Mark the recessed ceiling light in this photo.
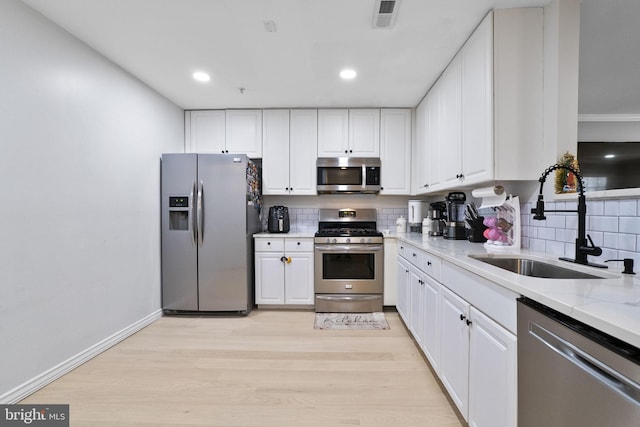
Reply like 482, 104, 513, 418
340, 69, 357, 80
604, 154, 615, 159
192, 71, 210, 82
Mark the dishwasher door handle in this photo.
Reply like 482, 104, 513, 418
529, 322, 640, 405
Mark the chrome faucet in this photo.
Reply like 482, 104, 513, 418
531, 163, 607, 268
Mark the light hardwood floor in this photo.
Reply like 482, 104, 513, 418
22, 310, 464, 426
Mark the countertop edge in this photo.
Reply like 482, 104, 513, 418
387, 233, 640, 348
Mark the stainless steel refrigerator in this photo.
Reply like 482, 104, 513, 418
161, 153, 261, 314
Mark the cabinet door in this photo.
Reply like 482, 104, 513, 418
439, 286, 470, 421
413, 99, 429, 194
380, 109, 411, 194
468, 306, 517, 427
225, 110, 262, 157
349, 109, 380, 157
426, 85, 443, 191
421, 275, 440, 373
262, 109, 291, 195
284, 252, 314, 304
439, 54, 463, 188
409, 266, 424, 345
396, 256, 411, 322
186, 110, 226, 153
317, 109, 349, 156
289, 109, 318, 195
255, 252, 285, 304
461, 12, 493, 185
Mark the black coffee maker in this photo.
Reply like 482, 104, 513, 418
444, 192, 467, 240
268, 206, 290, 233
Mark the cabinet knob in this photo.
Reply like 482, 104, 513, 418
267, 242, 271, 245
427, 261, 432, 266
349, 149, 353, 153
297, 242, 301, 245
459, 314, 466, 321
345, 150, 348, 154
466, 319, 473, 326
423, 184, 429, 188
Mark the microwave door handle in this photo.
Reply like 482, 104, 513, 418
362, 164, 366, 189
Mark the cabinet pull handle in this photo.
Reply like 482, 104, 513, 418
466, 319, 473, 326
427, 261, 432, 266
459, 314, 466, 321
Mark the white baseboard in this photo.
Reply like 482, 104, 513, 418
1, 309, 163, 404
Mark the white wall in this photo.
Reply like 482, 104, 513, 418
0, 0, 184, 401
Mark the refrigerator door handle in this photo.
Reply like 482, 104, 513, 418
197, 180, 204, 247
190, 181, 197, 247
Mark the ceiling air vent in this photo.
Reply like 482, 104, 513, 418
373, 0, 400, 29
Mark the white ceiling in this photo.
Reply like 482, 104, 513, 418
21, 0, 550, 109
19, 0, 640, 113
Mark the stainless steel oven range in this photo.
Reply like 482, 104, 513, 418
314, 208, 384, 313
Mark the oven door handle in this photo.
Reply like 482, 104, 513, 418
314, 244, 383, 252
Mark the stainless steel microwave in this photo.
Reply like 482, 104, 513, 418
316, 157, 381, 194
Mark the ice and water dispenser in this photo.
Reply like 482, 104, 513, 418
168, 196, 190, 230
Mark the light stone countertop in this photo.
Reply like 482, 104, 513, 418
388, 232, 640, 348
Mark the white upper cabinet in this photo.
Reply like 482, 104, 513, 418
185, 110, 226, 153
317, 109, 349, 156
461, 11, 494, 185
288, 109, 318, 195
348, 109, 380, 157
318, 109, 380, 157
185, 109, 262, 157
413, 8, 543, 193
380, 109, 411, 194
262, 109, 291, 195
439, 54, 463, 188
262, 109, 317, 195
225, 109, 262, 157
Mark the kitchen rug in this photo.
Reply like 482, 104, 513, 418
314, 312, 390, 330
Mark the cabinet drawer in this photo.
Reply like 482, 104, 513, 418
284, 238, 314, 252
422, 252, 442, 282
255, 238, 285, 252
398, 242, 411, 259
407, 247, 424, 269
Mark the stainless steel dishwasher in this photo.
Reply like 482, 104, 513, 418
517, 298, 640, 427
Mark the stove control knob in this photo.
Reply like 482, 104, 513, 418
360, 238, 365, 243
332, 238, 337, 244
346, 238, 351, 244
326, 238, 330, 243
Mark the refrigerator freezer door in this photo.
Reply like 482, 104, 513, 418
197, 154, 250, 312
161, 153, 199, 311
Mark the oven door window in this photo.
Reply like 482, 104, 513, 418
322, 253, 375, 280
317, 167, 362, 186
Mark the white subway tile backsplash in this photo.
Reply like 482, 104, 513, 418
545, 215, 566, 229
587, 200, 604, 215
619, 216, 640, 234
546, 241, 565, 257
618, 234, 637, 252
538, 227, 556, 240
521, 196, 639, 259
604, 200, 619, 216
603, 232, 618, 249
619, 200, 637, 216
530, 238, 546, 252
589, 216, 618, 233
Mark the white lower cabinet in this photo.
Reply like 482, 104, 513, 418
439, 286, 471, 419
397, 242, 517, 426
255, 237, 314, 305
468, 306, 517, 427
396, 255, 411, 322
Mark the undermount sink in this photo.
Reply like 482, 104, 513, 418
470, 256, 605, 279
